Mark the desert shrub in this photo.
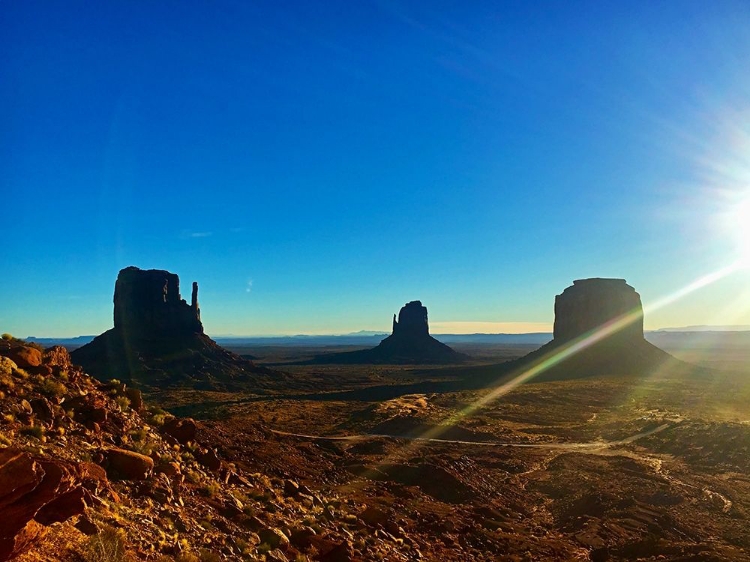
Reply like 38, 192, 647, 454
41, 378, 66, 398
84, 524, 130, 562
257, 543, 272, 555
20, 425, 45, 440
13, 367, 29, 380
0, 356, 14, 377
197, 550, 220, 562
129, 428, 148, 442
150, 413, 169, 427
234, 538, 251, 555
129, 438, 157, 456
185, 470, 201, 484
2, 413, 15, 424
1, 333, 12, 340
0, 433, 11, 447
115, 396, 131, 411
174, 553, 199, 562
200, 482, 220, 498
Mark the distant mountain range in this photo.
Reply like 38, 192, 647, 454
650, 325, 750, 332
25, 324, 750, 348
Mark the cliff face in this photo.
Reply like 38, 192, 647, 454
392, 301, 429, 338
513, 278, 673, 381
113, 267, 202, 338
72, 267, 273, 390
553, 278, 644, 344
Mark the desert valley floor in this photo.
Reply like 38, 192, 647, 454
125, 339, 750, 561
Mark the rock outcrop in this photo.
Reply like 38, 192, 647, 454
311, 301, 468, 364
72, 267, 276, 390
392, 301, 429, 338
553, 278, 644, 343
112, 266, 202, 338
512, 278, 673, 381
0, 449, 107, 560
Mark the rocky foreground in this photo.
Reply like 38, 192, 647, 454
0, 337, 410, 561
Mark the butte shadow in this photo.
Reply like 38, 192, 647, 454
72, 266, 278, 390
304, 301, 469, 365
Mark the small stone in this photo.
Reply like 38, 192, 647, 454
257, 527, 289, 550
283, 479, 300, 497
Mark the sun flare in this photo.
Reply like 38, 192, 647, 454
731, 198, 750, 266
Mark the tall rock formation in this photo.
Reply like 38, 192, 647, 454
512, 277, 673, 381
553, 278, 644, 344
72, 267, 274, 389
112, 267, 203, 338
311, 301, 468, 364
392, 301, 429, 338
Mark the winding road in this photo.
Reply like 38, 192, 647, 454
270, 422, 672, 449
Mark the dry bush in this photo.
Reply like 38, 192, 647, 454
84, 525, 132, 562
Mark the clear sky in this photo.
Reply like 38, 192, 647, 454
2, 1, 750, 337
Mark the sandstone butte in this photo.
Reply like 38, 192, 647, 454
309, 300, 469, 365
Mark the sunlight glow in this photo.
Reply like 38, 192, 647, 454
376, 262, 743, 453
730, 198, 750, 267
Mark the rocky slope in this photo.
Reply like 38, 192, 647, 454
0, 336, 405, 561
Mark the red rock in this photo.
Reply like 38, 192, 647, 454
0, 449, 88, 560
359, 506, 389, 527
104, 448, 154, 481
42, 346, 72, 368
125, 387, 143, 411
318, 540, 355, 562
162, 418, 197, 444
196, 447, 221, 471
6, 346, 42, 368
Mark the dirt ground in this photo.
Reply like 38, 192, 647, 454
152, 342, 750, 561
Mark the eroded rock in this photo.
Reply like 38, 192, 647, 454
0, 449, 96, 560
103, 448, 154, 481
553, 278, 644, 343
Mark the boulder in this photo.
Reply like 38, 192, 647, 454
196, 447, 221, 471
6, 346, 42, 368
162, 418, 197, 445
359, 506, 389, 527
103, 448, 154, 481
257, 527, 290, 550
0, 449, 94, 560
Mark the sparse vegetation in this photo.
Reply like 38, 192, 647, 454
84, 525, 131, 562
40, 378, 66, 397
115, 396, 131, 411
19, 425, 45, 440
200, 482, 220, 498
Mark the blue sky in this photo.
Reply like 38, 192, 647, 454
2, 1, 750, 336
